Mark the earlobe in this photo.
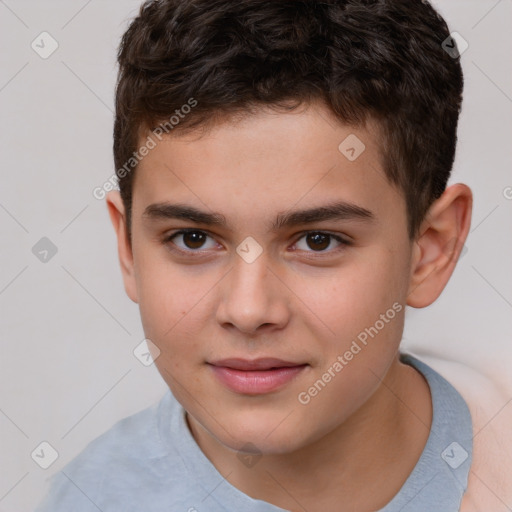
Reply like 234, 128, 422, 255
105, 191, 139, 303
407, 183, 472, 308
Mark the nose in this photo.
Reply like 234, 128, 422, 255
215, 252, 290, 335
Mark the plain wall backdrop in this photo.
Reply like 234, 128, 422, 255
0, 1, 511, 510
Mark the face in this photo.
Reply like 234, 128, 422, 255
124, 103, 414, 454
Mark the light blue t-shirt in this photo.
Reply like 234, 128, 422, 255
36, 354, 473, 511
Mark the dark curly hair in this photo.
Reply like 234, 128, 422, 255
113, 0, 463, 242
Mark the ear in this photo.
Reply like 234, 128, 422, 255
106, 191, 139, 303
407, 183, 472, 308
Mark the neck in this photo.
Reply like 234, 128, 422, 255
186, 355, 432, 512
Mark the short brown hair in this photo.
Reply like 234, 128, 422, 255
113, 0, 463, 241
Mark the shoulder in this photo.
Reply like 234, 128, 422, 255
71, 394, 168, 467
36, 392, 186, 511
413, 354, 512, 512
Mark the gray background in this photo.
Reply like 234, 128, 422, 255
0, 1, 511, 510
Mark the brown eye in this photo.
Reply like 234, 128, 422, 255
293, 231, 348, 254
165, 230, 218, 253
181, 231, 207, 249
306, 232, 330, 251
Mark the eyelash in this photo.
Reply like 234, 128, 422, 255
162, 229, 351, 259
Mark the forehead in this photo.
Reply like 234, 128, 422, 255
132, 103, 405, 233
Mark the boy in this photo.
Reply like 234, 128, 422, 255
37, 0, 486, 510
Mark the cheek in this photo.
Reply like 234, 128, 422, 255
344, 252, 407, 357
135, 265, 220, 386
291, 249, 406, 340
134, 254, 209, 337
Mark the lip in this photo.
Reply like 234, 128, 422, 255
209, 357, 304, 371
208, 358, 308, 394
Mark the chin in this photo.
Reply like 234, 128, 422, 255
200, 409, 311, 455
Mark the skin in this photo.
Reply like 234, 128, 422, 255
107, 102, 472, 511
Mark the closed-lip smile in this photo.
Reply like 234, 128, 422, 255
207, 358, 308, 394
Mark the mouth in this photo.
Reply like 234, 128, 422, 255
207, 358, 309, 395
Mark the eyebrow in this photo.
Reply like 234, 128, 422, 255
142, 200, 375, 231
